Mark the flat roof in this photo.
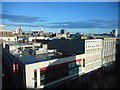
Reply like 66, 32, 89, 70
11, 49, 66, 64
16, 53, 66, 64
8, 42, 39, 46
16, 54, 52, 64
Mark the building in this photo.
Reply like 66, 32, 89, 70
0, 27, 17, 42
0, 37, 17, 42
2, 42, 85, 88
101, 38, 116, 70
3, 42, 41, 51
60, 29, 67, 34
2, 38, 116, 89
18, 26, 22, 35
85, 39, 102, 73
0, 30, 13, 37
47, 39, 85, 55
0, 25, 4, 30
28, 37, 46, 42
110, 29, 118, 37
30, 29, 43, 36
47, 39, 102, 73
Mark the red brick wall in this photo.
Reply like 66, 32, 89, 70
0, 32, 13, 37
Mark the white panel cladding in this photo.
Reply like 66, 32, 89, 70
85, 39, 102, 73
24, 38, 116, 88
25, 54, 85, 88
102, 38, 116, 65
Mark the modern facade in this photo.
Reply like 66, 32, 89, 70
2, 37, 116, 89
85, 39, 102, 73
2, 42, 85, 88
101, 38, 116, 70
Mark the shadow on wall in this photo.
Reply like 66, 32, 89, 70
47, 39, 85, 56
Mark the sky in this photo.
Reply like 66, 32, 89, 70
2, 2, 118, 34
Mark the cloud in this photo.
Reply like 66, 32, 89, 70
5, 19, 118, 29
5, 23, 41, 27
2, 13, 47, 23
42, 19, 118, 29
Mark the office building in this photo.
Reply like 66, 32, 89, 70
2, 37, 116, 89
101, 38, 116, 70
18, 26, 22, 35
60, 29, 67, 34
2, 42, 85, 88
85, 39, 102, 73
110, 29, 118, 37
0, 29, 17, 42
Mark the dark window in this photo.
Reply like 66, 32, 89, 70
83, 59, 85, 67
34, 71, 37, 88
40, 64, 69, 85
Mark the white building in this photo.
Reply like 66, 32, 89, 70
28, 37, 45, 42
85, 39, 102, 73
0, 36, 17, 42
30, 29, 43, 34
2, 38, 116, 89
2, 43, 85, 88
0, 24, 4, 30
101, 38, 116, 70
111, 29, 118, 37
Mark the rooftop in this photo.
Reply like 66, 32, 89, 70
7, 42, 39, 46
10, 47, 65, 64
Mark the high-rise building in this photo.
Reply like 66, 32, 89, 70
110, 29, 118, 37
60, 29, 67, 34
18, 26, 22, 35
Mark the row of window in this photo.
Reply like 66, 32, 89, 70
86, 40, 101, 43
104, 41, 115, 50
0, 38, 17, 41
33, 61, 82, 87
86, 61, 101, 71
103, 50, 115, 57
86, 55, 101, 64
103, 55, 115, 64
86, 40, 102, 48
86, 48, 101, 55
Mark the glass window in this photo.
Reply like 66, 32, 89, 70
34, 70, 37, 88
40, 64, 69, 85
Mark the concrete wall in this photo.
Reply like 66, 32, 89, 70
0, 37, 17, 41
0, 31, 13, 37
25, 54, 85, 88
102, 38, 116, 67
5, 43, 41, 51
47, 39, 85, 55
85, 39, 102, 73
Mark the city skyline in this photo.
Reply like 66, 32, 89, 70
2, 2, 118, 34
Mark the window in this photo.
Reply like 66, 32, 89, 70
69, 68, 79, 75
83, 59, 85, 67
40, 64, 69, 85
69, 61, 81, 69
34, 70, 37, 88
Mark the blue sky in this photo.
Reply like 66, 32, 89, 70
2, 2, 118, 34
